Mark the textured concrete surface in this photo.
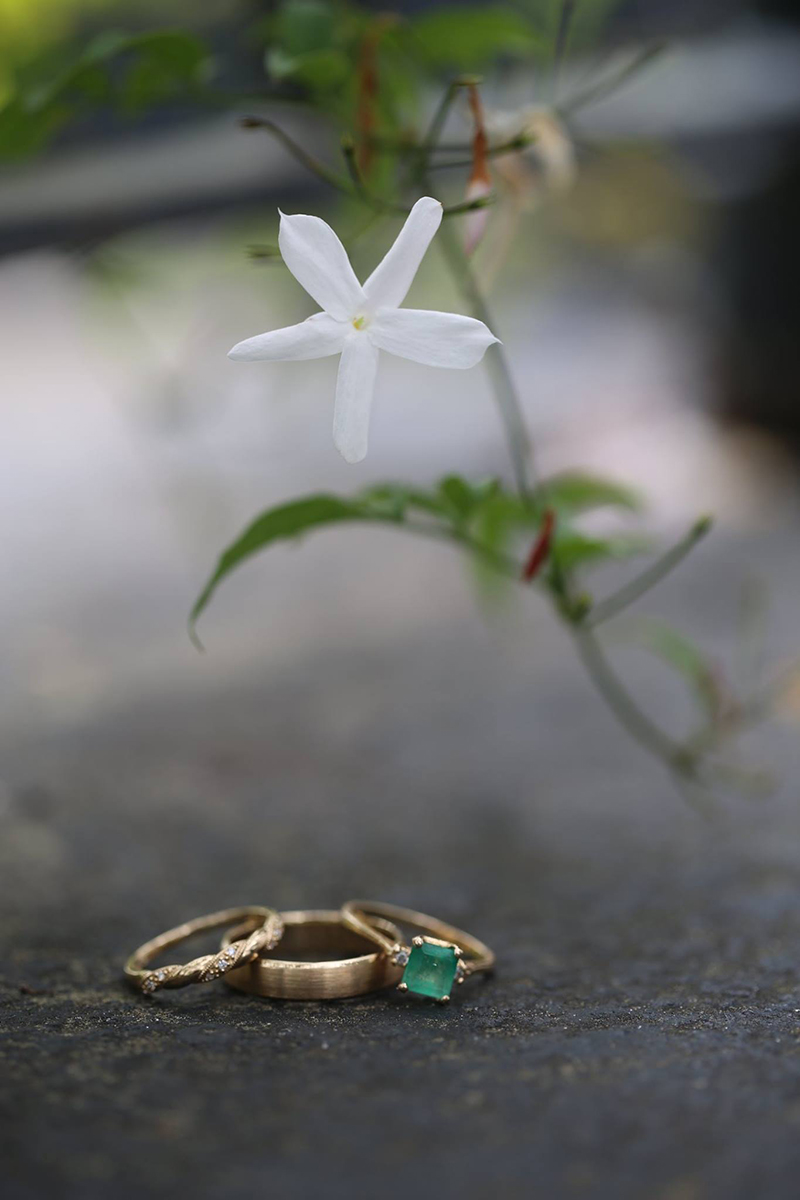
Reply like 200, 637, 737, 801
3, 543, 800, 1200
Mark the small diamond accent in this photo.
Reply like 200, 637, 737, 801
394, 948, 409, 967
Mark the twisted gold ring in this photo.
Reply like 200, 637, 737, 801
341, 900, 494, 1004
221, 908, 404, 1000
124, 905, 284, 994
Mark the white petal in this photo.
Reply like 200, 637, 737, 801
279, 211, 364, 321
362, 196, 443, 310
333, 334, 379, 463
228, 312, 347, 361
369, 308, 499, 369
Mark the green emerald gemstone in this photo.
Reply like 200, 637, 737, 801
401, 941, 458, 1000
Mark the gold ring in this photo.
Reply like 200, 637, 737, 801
341, 900, 495, 1004
124, 905, 284, 994
220, 908, 404, 1000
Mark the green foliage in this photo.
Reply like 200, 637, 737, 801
190, 471, 649, 636
266, 0, 346, 89
551, 529, 650, 573
275, 0, 338, 55
190, 494, 367, 636
518, 0, 624, 56
468, 472, 646, 576
408, 6, 543, 71
624, 617, 725, 721
0, 29, 212, 157
542, 472, 643, 517
0, 0, 638, 160
262, 0, 420, 144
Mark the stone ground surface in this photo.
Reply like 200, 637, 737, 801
2, 225, 800, 1199
3, 521, 800, 1200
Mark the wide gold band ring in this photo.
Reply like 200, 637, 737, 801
341, 900, 495, 1004
221, 908, 404, 1000
124, 905, 284, 994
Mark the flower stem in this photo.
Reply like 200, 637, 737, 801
588, 517, 713, 627
421, 76, 481, 161
422, 91, 701, 789
573, 624, 689, 772
240, 116, 354, 195
551, 0, 576, 102
434, 216, 534, 495
559, 42, 667, 115
343, 137, 496, 218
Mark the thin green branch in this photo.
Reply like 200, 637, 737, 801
239, 116, 354, 195
551, 0, 576, 101
573, 626, 690, 771
342, 136, 496, 217
427, 135, 533, 172
442, 194, 498, 216
587, 516, 713, 627
685, 657, 800, 762
341, 135, 397, 209
434, 215, 534, 495
559, 42, 668, 115
422, 75, 481, 158
401, 75, 481, 192
406, 134, 533, 158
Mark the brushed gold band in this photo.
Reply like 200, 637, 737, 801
124, 905, 284, 994
341, 899, 495, 976
221, 909, 404, 1000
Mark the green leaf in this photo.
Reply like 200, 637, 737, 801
125, 30, 211, 77
552, 529, 650, 573
120, 31, 211, 111
359, 483, 442, 521
438, 474, 477, 520
0, 29, 213, 160
190, 478, 508, 638
469, 491, 529, 557
540, 472, 643, 517
190, 495, 367, 635
624, 618, 724, 720
275, 0, 336, 56
81, 30, 137, 65
410, 6, 542, 71
189, 472, 652, 639
266, 46, 350, 90
0, 98, 70, 157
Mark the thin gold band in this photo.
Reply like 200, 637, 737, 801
221, 909, 404, 1000
124, 905, 284, 994
341, 899, 495, 976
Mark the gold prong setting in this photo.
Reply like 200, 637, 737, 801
391, 943, 410, 968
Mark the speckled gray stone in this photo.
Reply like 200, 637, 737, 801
2, 528, 800, 1200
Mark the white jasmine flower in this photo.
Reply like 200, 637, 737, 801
228, 196, 499, 463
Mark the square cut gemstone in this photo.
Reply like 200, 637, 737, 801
402, 941, 459, 1000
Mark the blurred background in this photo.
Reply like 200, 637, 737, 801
3, 2, 800, 1197
1, 0, 798, 835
